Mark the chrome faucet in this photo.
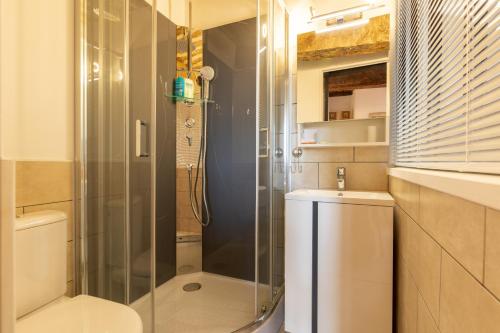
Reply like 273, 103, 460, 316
337, 167, 346, 191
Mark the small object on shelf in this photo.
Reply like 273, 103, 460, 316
184, 78, 194, 99
301, 129, 318, 144
175, 77, 185, 97
169, 74, 213, 106
369, 112, 386, 119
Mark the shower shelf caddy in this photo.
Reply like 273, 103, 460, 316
164, 94, 214, 106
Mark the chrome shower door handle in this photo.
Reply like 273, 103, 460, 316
136, 120, 149, 157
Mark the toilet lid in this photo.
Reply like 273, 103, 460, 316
16, 295, 142, 333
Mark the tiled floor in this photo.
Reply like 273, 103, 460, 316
134, 272, 256, 333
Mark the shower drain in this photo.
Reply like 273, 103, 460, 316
183, 282, 202, 292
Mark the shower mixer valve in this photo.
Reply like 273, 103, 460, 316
185, 118, 195, 128
185, 118, 195, 146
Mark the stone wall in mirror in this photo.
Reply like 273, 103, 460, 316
296, 13, 390, 146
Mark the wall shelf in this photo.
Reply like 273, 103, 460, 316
301, 116, 386, 125
298, 141, 388, 148
298, 117, 388, 148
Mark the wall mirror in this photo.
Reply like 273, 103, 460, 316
295, 12, 390, 146
296, 50, 389, 124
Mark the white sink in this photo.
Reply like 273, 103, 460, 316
285, 189, 394, 206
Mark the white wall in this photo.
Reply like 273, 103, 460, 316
155, 0, 188, 26
0, 0, 74, 161
352, 87, 387, 119
329, 95, 352, 113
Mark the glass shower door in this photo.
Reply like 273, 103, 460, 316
256, 0, 288, 314
78, 0, 129, 304
76, 0, 156, 331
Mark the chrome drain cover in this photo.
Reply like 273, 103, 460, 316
183, 282, 202, 292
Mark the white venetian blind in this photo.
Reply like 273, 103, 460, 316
393, 0, 500, 174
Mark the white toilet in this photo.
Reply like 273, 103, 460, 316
15, 210, 142, 333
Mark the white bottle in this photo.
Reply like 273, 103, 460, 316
184, 78, 194, 99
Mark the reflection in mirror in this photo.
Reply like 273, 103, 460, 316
323, 62, 386, 121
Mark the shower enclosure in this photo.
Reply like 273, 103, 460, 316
75, 0, 289, 332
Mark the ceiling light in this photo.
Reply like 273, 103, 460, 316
310, 5, 370, 22
316, 18, 370, 33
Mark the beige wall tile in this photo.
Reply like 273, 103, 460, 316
176, 176, 190, 193
177, 204, 197, 219
177, 167, 202, 233
291, 162, 318, 190
0, 160, 16, 332
440, 252, 500, 333
177, 217, 201, 234
354, 146, 389, 162
67, 241, 73, 283
319, 162, 387, 191
389, 176, 419, 221
24, 201, 73, 242
177, 167, 200, 180
177, 190, 191, 207
65, 281, 74, 297
16, 161, 73, 207
395, 205, 409, 263
177, 170, 202, 195
176, 167, 187, 179
301, 147, 354, 162
397, 261, 418, 333
347, 163, 388, 191
407, 216, 441, 321
485, 208, 500, 299
419, 186, 485, 280
417, 293, 439, 333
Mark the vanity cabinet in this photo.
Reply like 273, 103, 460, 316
284, 189, 394, 333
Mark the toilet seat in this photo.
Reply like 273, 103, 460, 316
16, 295, 142, 333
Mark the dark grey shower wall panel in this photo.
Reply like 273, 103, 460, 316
202, 18, 257, 281
155, 12, 177, 287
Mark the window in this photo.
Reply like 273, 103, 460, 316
392, 0, 500, 174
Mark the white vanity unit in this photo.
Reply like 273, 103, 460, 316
284, 189, 394, 333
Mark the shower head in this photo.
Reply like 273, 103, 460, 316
200, 66, 215, 81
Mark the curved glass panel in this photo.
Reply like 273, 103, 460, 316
77, 1, 288, 332
76, 0, 156, 331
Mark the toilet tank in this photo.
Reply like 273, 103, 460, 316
15, 211, 67, 318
